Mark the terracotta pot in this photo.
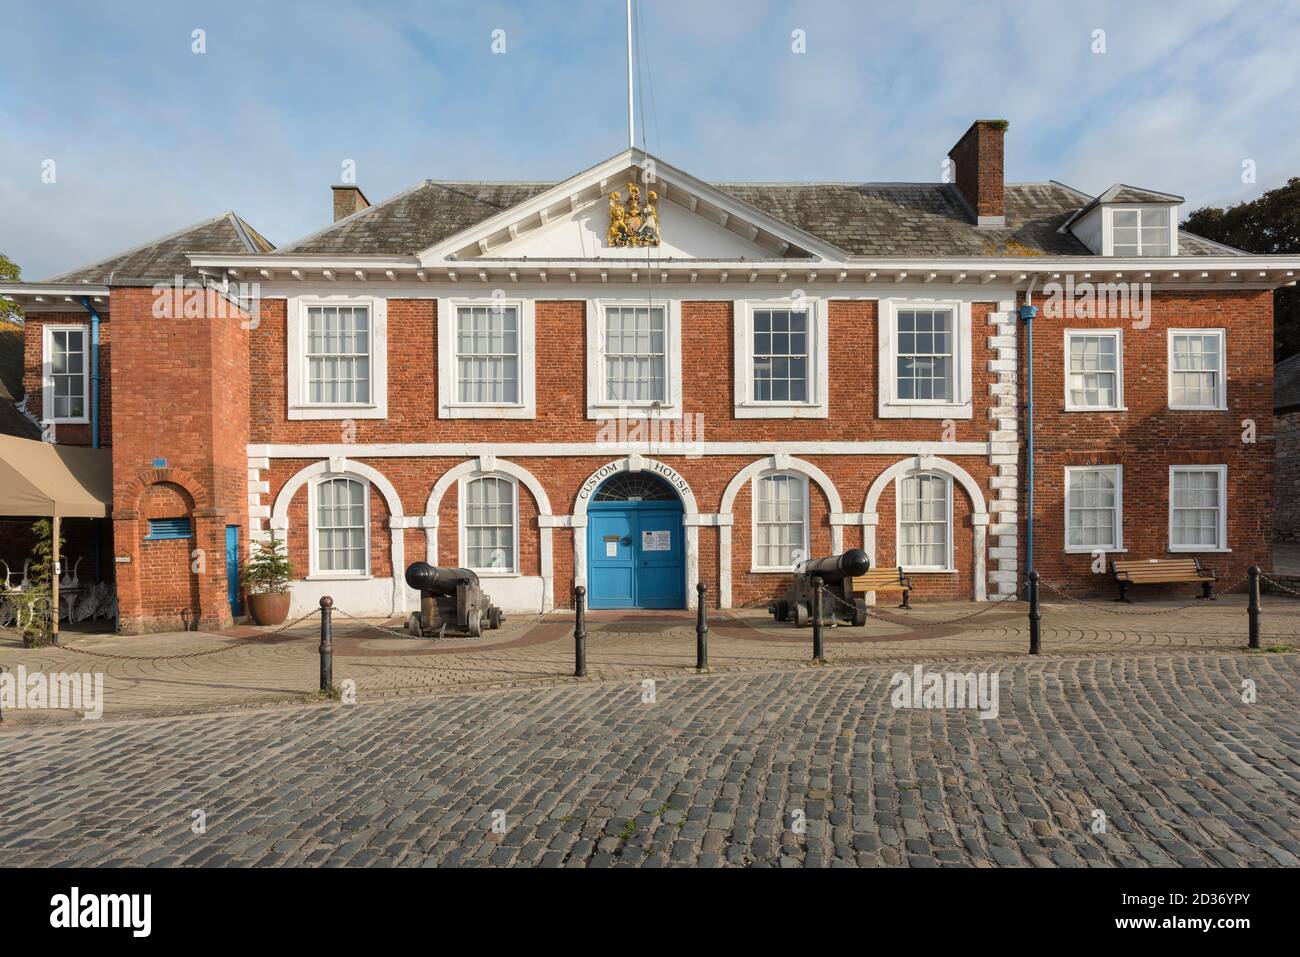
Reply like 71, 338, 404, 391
247, 591, 291, 627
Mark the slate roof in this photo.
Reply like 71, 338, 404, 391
279, 182, 553, 255
1276, 353, 1300, 412
275, 177, 1235, 259
41, 212, 274, 284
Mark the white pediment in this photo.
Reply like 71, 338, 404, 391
416, 150, 840, 265
490, 187, 774, 259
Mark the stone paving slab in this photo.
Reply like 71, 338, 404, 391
0, 652, 1297, 868
1, 594, 1296, 726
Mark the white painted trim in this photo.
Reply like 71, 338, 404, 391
307, 473, 372, 579
585, 298, 683, 419
438, 296, 536, 419
877, 298, 973, 419
286, 293, 388, 420
40, 323, 90, 425
1166, 328, 1227, 411
572, 457, 699, 608
861, 455, 989, 602
749, 471, 812, 573
457, 472, 521, 576
732, 297, 829, 418
1063, 464, 1123, 553
424, 458, 555, 612
1168, 464, 1228, 553
717, 455, 844, 608
268, 458, 408, 616
253, 440, 991, 458
894, 470, 955, 572
1063, 328, 1125, 412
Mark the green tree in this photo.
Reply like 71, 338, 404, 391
1184, 178, 1300, 361
0, 252, 20, 324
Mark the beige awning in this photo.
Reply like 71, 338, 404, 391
0, 434, 112, 518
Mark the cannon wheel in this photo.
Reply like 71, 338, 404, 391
406, 612, 423, 637
794, 602, 809, 627
773, 599, 789, 622
488, 606, 503, 630
852, 598, 868, 627
467, 614, 482, 638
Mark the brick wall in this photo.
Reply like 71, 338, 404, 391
1024, 290, 1274, 596
21, 310, 112, 446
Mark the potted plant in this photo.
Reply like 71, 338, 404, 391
240, 531, 295, 626
16, 519, 61, 647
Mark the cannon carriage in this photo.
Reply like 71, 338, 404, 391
404, 562, 504, 638
768, 549, 872, 627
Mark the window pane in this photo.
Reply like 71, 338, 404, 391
306, 306, 371, 406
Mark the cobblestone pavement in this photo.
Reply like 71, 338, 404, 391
0, 652, 1297, 867
2, 593, 1297, 725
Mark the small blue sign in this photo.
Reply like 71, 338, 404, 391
152, 458, 167, 468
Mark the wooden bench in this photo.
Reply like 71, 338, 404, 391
847, 568, 913, 609
1110, 557, 1216, 602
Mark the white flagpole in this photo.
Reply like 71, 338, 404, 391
626, 0, 635, 149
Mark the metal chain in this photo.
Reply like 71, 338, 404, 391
330, 606, 551, 643
1036, 573, 1249, 616
1260, 574, 1300, 600
816, 586, 1020, 627
56, 608, 322, 661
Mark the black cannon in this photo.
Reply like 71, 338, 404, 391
404, 562, 504, 638
769, 549, 871, 627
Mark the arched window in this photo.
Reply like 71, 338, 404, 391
752, 472, 808, 571
897, 471, 952, 570
461, 474, 518, 574
311, 476, 370, 576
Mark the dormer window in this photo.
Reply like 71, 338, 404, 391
1110, 207, 1171, 257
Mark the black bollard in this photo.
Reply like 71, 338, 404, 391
812, 576, 826, 663
319, 596, 334, 691
1027, 571, 1041, 655
574, 585, 588, 678
696, 581, 709, 671
1248, 566, 1261, 650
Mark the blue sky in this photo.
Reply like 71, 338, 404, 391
2, 0, 1298, 279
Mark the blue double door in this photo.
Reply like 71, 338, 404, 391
588, 503, 685, 609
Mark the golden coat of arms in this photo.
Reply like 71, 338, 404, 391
607, 183, 662, 248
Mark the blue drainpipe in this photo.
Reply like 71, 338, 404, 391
80, 296, 103, 581
1019, 300, 1038, 586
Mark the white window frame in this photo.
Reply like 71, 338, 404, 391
1167, 328, 1227, 411
41, 323, 90, 425
1168, 465, 1229, 553
458, 472, 521, 577
895, 471, 955, 572
1102, 205, 1178, 257
878, 298, 973, 419
1064, 329, 1126, 412
287, 294, 388, 420
438, 297, 536, 419
733, 298, 828, 419
1063, 465, 1124, 554
750, 471, 810, 573
307, 474, 372, 580
586, 299, 682, 420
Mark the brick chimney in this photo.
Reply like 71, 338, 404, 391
948, 120, 1007, 226
331, 184, 371, 222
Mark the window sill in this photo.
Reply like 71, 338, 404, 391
879, 403, 972, 420
1064, 547, 1126, 555
905, 568, 957, 575
750, 567, 799, 575
1168, 405, 1228, 413
470, 570, 521, 579
1063, 406, 1128, 413
289, 403, 386, 421
441, 404, 534, 420
1168, 547, 1231, 554
306, 573, 373, 582
734, 402, 827, 420
45, 418, 90, 427
587, 404, 683, 421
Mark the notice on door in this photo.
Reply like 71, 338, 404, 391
606, 541, 618, 557
642, 530, 671, 552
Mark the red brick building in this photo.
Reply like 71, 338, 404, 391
3, 120, 1295, 633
